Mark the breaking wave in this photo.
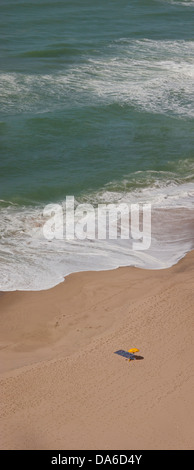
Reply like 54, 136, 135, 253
1, 39, 194, 118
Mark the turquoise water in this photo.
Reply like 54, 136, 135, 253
0, 0, 194, 290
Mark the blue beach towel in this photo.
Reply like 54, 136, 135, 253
114, 350, 136, 360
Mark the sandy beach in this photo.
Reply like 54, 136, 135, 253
0, 251, 194, 450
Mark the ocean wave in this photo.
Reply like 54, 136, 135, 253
79, 161, 194, 207
1, 39, 194, 118
0, 177, 194, 291
166, 0, 194, 5
80, 175, 194, 209
157, 0, 194, 5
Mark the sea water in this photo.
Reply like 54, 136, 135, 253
0, 0, 194, 290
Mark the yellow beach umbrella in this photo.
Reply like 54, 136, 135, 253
128, 348, 139, 354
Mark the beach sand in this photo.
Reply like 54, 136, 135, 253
0, 251, 194, 450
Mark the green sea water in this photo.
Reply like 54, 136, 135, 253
0, 0, 194, 290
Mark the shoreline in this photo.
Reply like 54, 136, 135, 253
0, 251, 194, 449
1, 205, 194, 292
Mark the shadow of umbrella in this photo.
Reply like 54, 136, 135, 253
132, 354, 144, 360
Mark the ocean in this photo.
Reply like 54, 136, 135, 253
0, 0, 194, 290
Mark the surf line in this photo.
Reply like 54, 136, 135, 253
51, 455, 85, 467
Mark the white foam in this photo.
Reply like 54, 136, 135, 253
1, 39, 194, 118
83, 163, 194, 209
166, 0, 194, 6
94, 183, 194, 208
0, 180, 194, 291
